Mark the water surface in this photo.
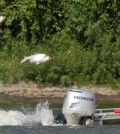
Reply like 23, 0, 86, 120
0, 101, 120, 134
0, 124, 120, 134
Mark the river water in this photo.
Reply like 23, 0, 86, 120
0, 124, 120, 134
0, 101, 120, 134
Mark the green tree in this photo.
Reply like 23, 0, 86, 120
1, 0, 69, 43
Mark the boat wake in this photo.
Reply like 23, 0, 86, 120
0, 101, 55, 126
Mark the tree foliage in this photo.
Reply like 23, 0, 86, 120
0, 0, 120, 88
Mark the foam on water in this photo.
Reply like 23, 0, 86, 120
0, 101, 54, 126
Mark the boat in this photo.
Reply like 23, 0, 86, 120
55, 88, 120, 125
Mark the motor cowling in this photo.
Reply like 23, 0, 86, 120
62, 88, 96, 125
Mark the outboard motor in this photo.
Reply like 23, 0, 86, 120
62, 88, 96, 125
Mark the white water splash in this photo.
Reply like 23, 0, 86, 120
0, 101, 54, 126
36, 102, 54, 126
0, 110, 27, 126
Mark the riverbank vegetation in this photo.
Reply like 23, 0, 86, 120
0, 0, 120, 89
